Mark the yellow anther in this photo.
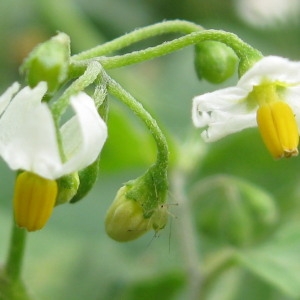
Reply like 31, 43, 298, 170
256, 101, 299, 158
13, 172, 58, 231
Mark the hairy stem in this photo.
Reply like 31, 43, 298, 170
72, 20, 203, 60
70, 29, 262, 77
105, 72, 169, 172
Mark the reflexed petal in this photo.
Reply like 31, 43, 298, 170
239, 56, 300, 89
58, 92, 107, 176
0, 82, 63, 179
201, 110, 256, 142
0, 82, 20, 115
192, 87, 250, 127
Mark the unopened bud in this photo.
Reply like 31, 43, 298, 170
105, 186, 151, 242
20, 32, 70, 95
194, 41, 238, 84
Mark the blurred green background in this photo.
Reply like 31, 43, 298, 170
1, 0, 300, 299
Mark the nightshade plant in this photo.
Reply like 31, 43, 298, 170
1, 19, 299, 299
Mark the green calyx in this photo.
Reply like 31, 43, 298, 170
238, 52, 263, 78
70, 160, 99, 203
126, 165, 168, 218
55, 173, 79, 205
20, 32, 71, 95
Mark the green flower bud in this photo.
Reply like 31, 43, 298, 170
20, 32, 70, 95
105, 186, 152, 242
192, 176, 278, 247
105, 166, 169, 242
194, 41, 238, 84
55, 173, 79, 205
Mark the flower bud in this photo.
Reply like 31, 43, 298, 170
194, 41, 238, 84
105, 166, 169, 242
56, 172, 80, 205
105, 186, 151, 242
13, 172, 58, 231
20, 32, 70, 95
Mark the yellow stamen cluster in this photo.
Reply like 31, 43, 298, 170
257, 101, 299, 158
13, 172, 58, 231
249, 83, 299, 158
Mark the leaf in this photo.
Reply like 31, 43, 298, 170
100, 103, 156, 172
236, 220, 300, 298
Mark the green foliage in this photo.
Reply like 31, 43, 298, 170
2, 1, 300, 300
237, 221, 300, 298
191, 175, 278, 246
122, 271, 185, 300
100, 104, 156, 172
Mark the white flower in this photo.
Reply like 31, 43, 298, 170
192, 56, 300, 158
234, 0, 300, 27
0, 82, 107, 179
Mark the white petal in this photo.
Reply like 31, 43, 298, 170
0, 82, 20, 115
57, 92, 107, 176
239, 56, 300, 89
0, 82, 63, 179
200, 110, 257, 142
235, 0, 300, 27
192, 86, 257, 141
192, 87, 251, 128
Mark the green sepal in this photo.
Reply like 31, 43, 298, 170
70, 160, 99, 203
194, 41, 238, 84
238, 53, 263, 78
55, 173, 79, 205
126, 165, 168, 218
20, 32, 70, 95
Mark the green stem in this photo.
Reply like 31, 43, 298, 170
104, 71, 169, 172
70, 29, 262, 78
51, 61, 102, 162
52, 61, 102, 119
71, 20, 203, 60
3, 220, 31, 300
5, 222, 27, 282
94, 30, 262, 70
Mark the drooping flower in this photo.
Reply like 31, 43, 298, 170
192, 56, 300, 158
0, 82, 107, 230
